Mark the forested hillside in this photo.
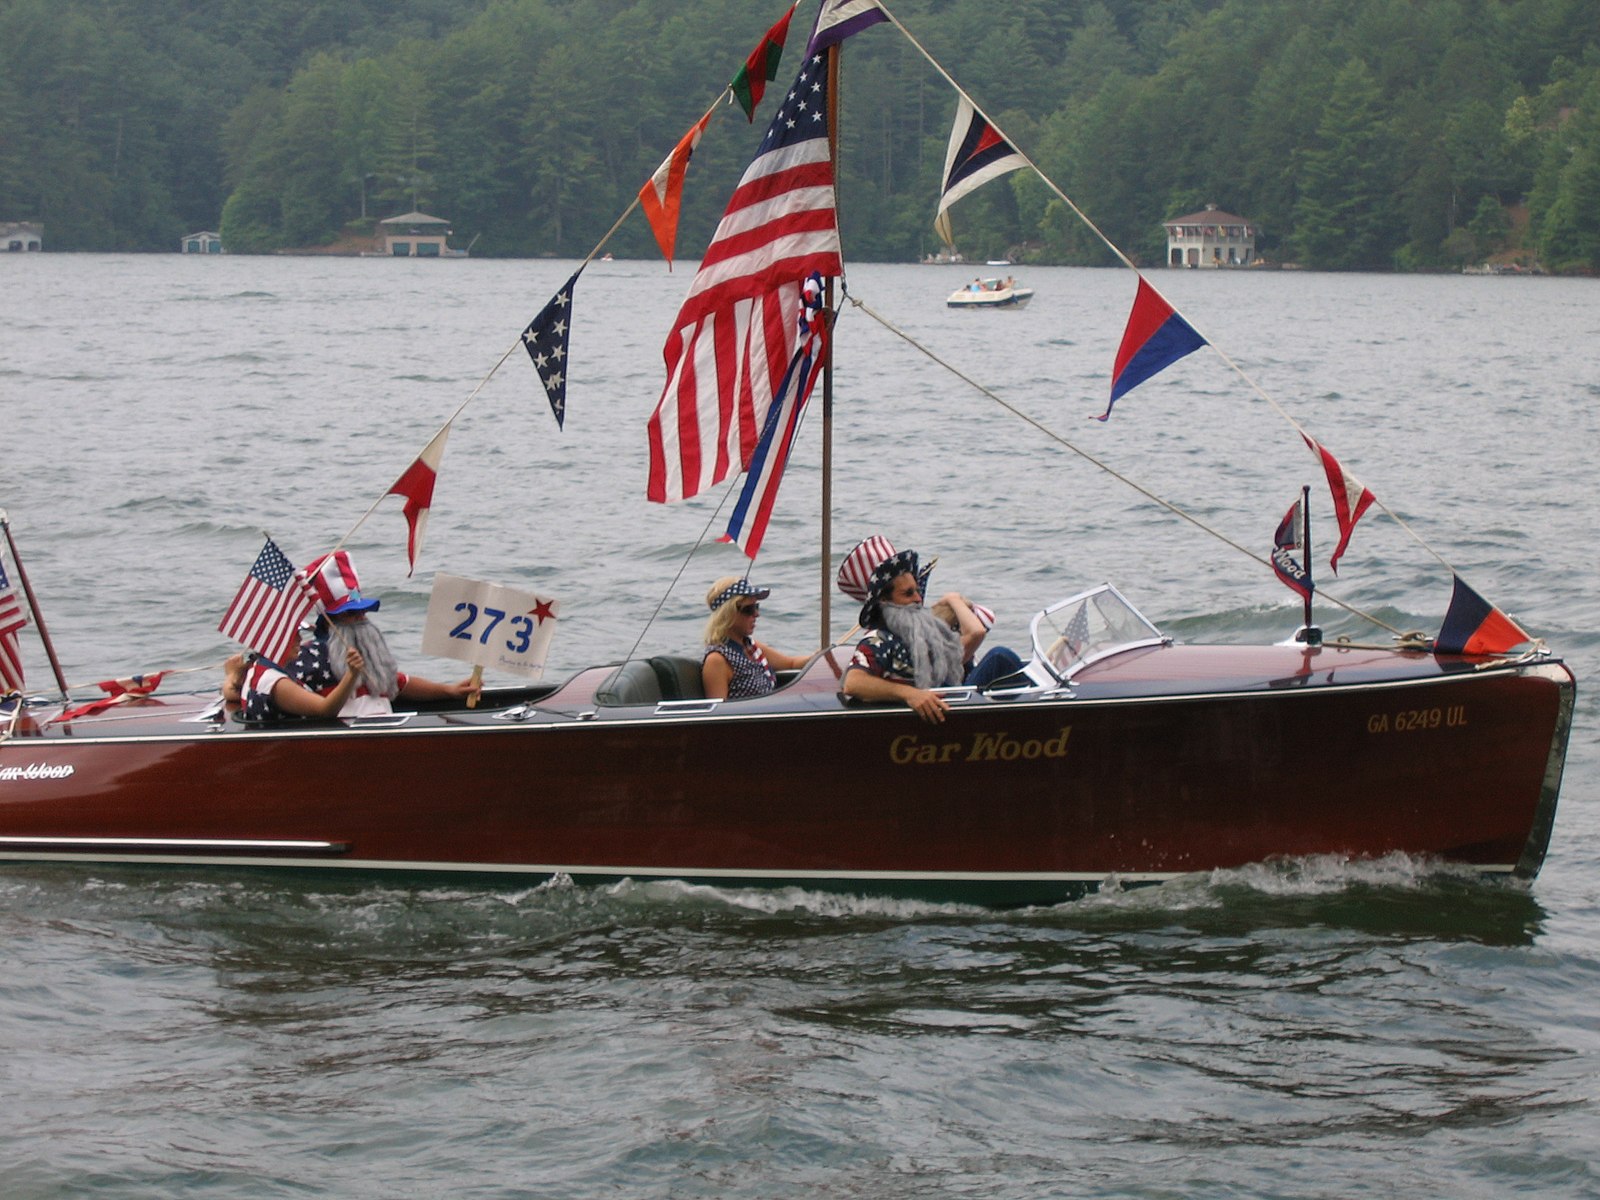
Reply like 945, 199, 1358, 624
4, 0, 1600, 270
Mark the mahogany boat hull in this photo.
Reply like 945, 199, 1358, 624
0, 644, 1575, 905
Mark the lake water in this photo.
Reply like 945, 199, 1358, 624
1, 254, 1597, 1197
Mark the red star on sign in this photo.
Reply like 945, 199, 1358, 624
529, 599, 556, 624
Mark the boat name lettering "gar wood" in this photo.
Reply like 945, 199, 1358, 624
890, 727, 1071, 765
0, 762, 76, 781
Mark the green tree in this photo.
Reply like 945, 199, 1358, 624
1291, 58, 1401, 269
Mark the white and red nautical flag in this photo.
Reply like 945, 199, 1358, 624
0, 550, 27, 693
218, 537, 317, 665
1303, 433, 1375, 573
385, 425, 450, 575
646, 50, 842, 504
720, 271, 829, 558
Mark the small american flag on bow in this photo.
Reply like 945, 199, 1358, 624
217, 537, 317, 665
647, 52, 842, 504
1062, 601, 1092, 661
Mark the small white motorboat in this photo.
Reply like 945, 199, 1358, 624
947, 276, 1034, 308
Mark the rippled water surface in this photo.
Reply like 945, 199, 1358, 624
2, 255, 1597, 1197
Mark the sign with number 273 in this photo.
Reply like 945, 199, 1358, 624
421, 572, 560, 679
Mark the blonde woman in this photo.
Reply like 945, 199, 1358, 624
701, 577, 809, 700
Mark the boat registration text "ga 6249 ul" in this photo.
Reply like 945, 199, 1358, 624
1366, 704, 1468, 734
890, 727, 1072, 765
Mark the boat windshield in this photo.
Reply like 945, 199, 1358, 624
1030, 584, 1166, 681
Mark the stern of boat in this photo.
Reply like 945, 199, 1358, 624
1514, 658, 1577, 878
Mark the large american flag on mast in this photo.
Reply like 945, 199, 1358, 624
647, 51, 842, 503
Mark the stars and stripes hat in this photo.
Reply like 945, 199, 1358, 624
837, 536, 897, 602
708, 578, 771, 612
838, 536, 937, 628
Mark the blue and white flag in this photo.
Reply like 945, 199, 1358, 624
522, 269, 582, 428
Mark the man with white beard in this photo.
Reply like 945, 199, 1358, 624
840, 540, 975, 725
234, 587, 474, 720
294, 590, 476, 716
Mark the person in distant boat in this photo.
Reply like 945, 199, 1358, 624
700, 577, 810, 701
837, 538, 1025, 723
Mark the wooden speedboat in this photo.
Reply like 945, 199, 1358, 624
0, 17, 1574, 906
0, 587, 1572, 905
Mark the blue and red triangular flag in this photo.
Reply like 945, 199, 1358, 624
1099, 278, 1206, 419
1436, 574, 1529, 655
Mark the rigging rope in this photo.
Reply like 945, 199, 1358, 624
840, 286, 1407, 639
873, 0, 1466, 583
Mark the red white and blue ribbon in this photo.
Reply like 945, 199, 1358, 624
720, 273, 829, 559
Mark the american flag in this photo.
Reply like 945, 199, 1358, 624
0, 553, 26, 694
646, 52, 842, 504
720, 271, 829, 558
217, 538, 316, 665
1063, 602, 1092, 660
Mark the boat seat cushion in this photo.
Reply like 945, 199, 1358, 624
595, 660, 662, 707
649, 655, 706, 701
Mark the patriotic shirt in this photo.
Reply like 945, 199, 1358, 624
703, 638, 777, 700
240, 640, 409, 721
296, 638, 409, 716
241, 657, 297, 722
845, 629, 918, 687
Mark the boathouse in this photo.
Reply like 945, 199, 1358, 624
181, 231, 223, 254
3, 221, 43, 252
1164, 205, 1257, 267
377, 212, 462, 257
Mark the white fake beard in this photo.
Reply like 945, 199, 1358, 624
878, 602, 965, 689
326, 619, 402, 699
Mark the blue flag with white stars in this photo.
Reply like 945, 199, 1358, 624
521, 268, 582, 428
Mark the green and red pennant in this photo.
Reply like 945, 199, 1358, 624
730, 3, 797, 121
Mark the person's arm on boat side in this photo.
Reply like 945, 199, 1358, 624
395, 673, 477, 703
754, 641, 809, 672
935, 593, 988, 663
268, 647, 367, 718
221, 653, 246, 706
842, 667, 950, 724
